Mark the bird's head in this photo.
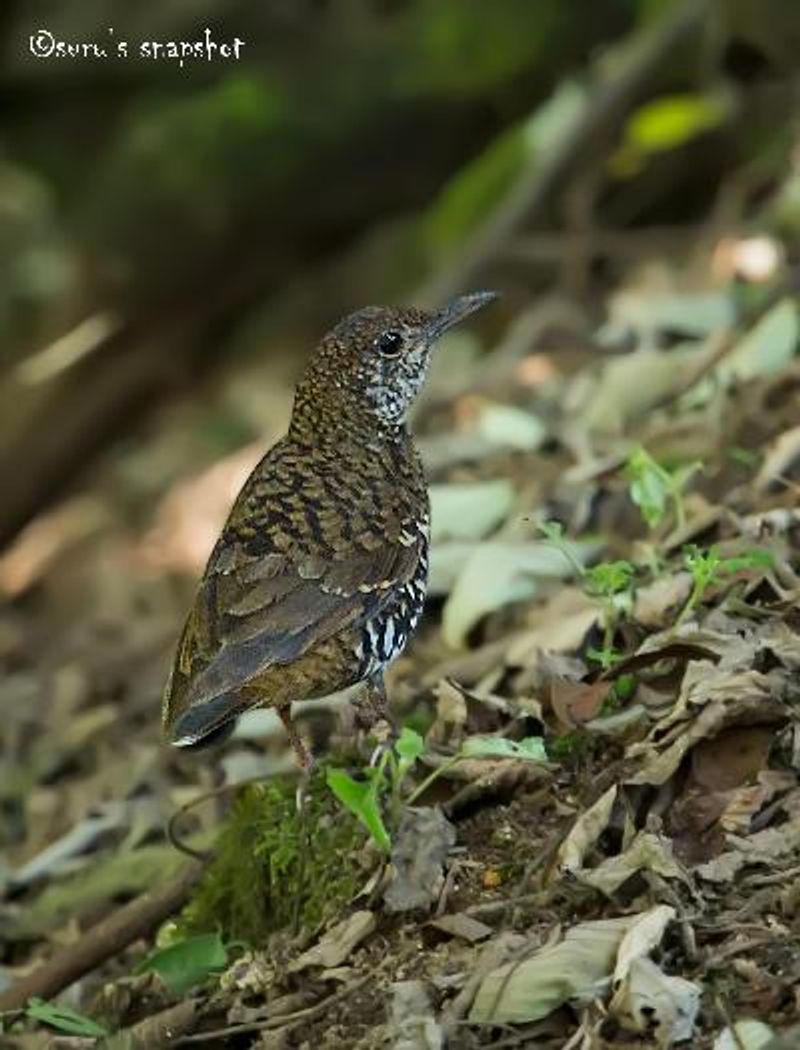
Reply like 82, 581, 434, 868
292, 291, 497, 434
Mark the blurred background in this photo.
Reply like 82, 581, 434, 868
2, 0, 800, 1036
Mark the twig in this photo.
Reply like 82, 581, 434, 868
175, 973, 371, 1044
0, 862, 204, 1012
99, 999, 199, 1050
465, 892, 546, 919
166, 773, 287, 861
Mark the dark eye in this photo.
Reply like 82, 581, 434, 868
374, 330, 403, 358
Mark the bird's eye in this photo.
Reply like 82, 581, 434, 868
374, 330, 404, 359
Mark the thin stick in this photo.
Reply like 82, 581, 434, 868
175, 973, 371, 1044
0, 862, 204, 1012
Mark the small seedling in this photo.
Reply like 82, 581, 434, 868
584, 559, 635, 598
327, 728, 547, 849
586, 644, 624, 672
626, 447, 700, 531
536, 519, 586, 577
679, 545, 774, 623
538, 522, 637, 652
326, 726, 425, 852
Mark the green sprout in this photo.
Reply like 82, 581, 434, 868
327, 728, 547, 851
538, 521, 636, 652
678, 545, 774, 623
626, 447, 701, 531
326, 726, 425, 852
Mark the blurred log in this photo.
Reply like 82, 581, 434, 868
0, 861, 203, 1012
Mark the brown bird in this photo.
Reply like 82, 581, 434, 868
162, 291, 497, 768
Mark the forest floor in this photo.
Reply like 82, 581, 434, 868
2, 227, 800, 1050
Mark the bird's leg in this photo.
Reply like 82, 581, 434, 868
277, 707, 314, 828
353, 673, 398, 767
278, 706, 315, 773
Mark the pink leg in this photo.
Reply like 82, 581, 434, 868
278, 707, 314, 772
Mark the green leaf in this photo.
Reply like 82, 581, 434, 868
584, 560, 635, 598
326, 768, 391, 853
626, 93, 728, 153
26, 998, 109, 1037
721, 550, 774, 574
394, 726, 425, 777
627, 450, 668, 528
135, 932, 227, 994
461, 736, 547, 761
587, 646, 624, 671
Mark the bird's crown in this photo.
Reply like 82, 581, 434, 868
291, 291, 497, 436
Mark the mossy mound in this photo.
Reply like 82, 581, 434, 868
180, 772, 366, 944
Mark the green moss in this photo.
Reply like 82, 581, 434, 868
180, 774, 365, 944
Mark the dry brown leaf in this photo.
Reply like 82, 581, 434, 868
288, 911, 376, 972
555, 785, 618, 877
627, 664, 784, 787
550, 678, 612, 729
634, 572, 693, 629
696, 813, 800, 881
469, 915, 638, 1023
579, 832, 686, 895
690, 726, 773, 792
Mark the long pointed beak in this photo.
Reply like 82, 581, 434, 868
425, 290, 498, 341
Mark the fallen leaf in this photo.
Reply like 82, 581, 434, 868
634, 572, 693, 628
384, 808, 456, 914
754, 424, 800, 492
610, 957, 701, 1047
613, 904, 677, 983
390, 980, 443, 1050
441, 541, 593, 647
717, 297, 799, 384
585, 343, 720, 433
550, 678, 612, 728
626, 664, 783, 787
696, 813, 800, 881
473, 402, 547, 450
556, 785, 618, 877
713, 1019, 776, 1050
288, 911, 376, 972
690, 726, 773, 792
429, 914, 492, 943
579, 832, 686, 895
430, 480, 515, 543
469, 914, 637, 1023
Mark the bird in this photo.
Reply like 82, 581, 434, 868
162, 291, 497, 769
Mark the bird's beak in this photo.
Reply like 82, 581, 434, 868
425, 290, 498, 342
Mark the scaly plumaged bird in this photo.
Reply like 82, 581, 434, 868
162, 291, 497, 768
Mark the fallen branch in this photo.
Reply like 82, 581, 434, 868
174, 973, 371, 1044
100, 999, 199, 1050
0, 862, 204, 1012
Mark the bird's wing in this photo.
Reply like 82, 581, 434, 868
162, 483, 425, 737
